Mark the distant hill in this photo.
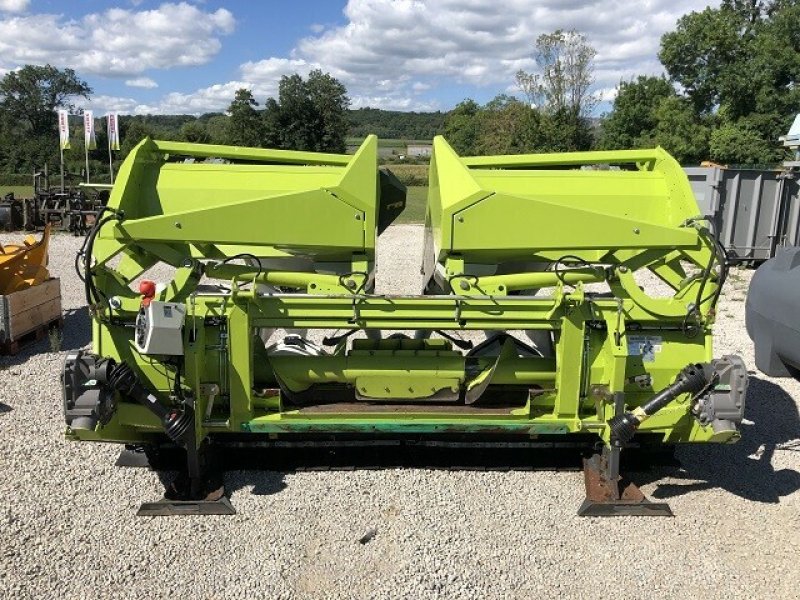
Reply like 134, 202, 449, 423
347, 108, 446, 140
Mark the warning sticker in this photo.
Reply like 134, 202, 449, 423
627, 335, 663, 363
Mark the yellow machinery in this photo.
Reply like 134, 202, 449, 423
0, 225, 51, 294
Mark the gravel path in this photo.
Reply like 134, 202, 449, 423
1, 226, 799, 599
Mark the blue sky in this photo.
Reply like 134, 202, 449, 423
0, 0, 711, 115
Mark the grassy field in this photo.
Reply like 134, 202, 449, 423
395, 185, 427, 224
386, 163, 428, 186
347, 137, 432, 148
0, 185, 33, 198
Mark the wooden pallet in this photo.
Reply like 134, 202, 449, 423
0, 278, 62, 355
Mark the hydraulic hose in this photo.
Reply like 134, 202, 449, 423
608, 363, 709, 444
105, 360, 194, 446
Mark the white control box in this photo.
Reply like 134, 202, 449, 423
134, 301, 186, 355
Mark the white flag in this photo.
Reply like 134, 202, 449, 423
106, 112, 120, 151
84, 110, 96, 150
57, 109, 70, 150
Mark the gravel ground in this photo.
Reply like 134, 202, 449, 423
1, 226, 799, 599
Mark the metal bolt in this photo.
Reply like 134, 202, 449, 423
619, 266, 629, 273
459, 280, 470, 291
458, 216, 464, 223
174, 221, 182, 228
345, 279, 357, 289
108, 296, 122, 310
633, 227, 640, 234
355, 214, 362, 220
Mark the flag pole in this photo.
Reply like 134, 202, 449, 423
107, 113, 119, 184
85, 142, 90, 184
57, 109, 70, 191
108, 133, 114, 184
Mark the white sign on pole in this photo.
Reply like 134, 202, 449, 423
57, 109, 70, 150
84, 111, 97, 150
107, 112, 120, 150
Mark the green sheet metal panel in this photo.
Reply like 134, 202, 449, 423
427, 136, 703, 263
98, 135, 380, 263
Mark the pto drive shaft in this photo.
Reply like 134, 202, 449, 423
608, 363, 710, 444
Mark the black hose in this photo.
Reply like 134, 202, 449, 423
608, 363, 710, 444
77, 206, 121, 305
106, 361, 194, 446
552, 254, 592, 286
693, 218, 729, 312
221, 253, 262, 282
83, 215, 116, 305
75, 205, 115, 280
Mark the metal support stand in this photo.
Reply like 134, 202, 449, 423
577, 449, 672, 516
134, 441, 236, 517
577, 392, 673, 517
115, 445, 152, 468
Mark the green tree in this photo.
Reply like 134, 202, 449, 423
514, 29, 597, 151
710, 118, 778, 164
445, 95, 594, 157
120, 120, 155, 157
204, 114, 229, 145
444, 99, 481, 155
538, 108, 594, 152
601, 76, 676, 149
305, 69, 349, 152
475, 97, 537, 155
179, 120, 211, 144
659, 0, 800, 163
0, 64, 92, 172
651, 96, 712, 164
659, 6, 744, 113
262, 70, 350, 152
516, 30, 598, 117
226, 89, 264, 147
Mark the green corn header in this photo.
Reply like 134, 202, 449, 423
62, 135, 747, 516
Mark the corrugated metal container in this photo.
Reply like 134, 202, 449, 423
683, 167, 799, 262
778, 178, 800, 247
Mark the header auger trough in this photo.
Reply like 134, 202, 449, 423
62, 135, 747, 516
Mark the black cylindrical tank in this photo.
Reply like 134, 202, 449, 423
746, 248, 800, 379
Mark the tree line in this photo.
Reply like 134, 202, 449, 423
0, 0, 797, 179
601, 0, 800, 165
446, 0, 800, 165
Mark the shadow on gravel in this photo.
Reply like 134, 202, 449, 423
0, 402, 11, 415
225, 471, 288, 496
649, 377, 800, 504
0, 306, 90, 370
60, 307, 91, 351
115, 377, 800, 507
132, 441, 676, 503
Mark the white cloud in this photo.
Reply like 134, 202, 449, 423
291, 0, 712, 107
0, 2, 234, 76
239, 58, 322, 91
88, 95, 140, 113
125, 77, 158, 89
0, 0, 29, 13
151, 0, 710, 114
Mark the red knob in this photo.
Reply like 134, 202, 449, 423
139, 280, 156, 307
